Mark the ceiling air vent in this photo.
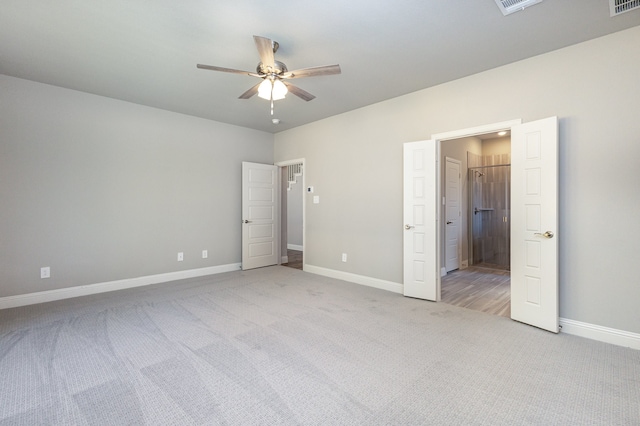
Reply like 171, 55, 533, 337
494, 0, 543, 16
609, 0, 640, 16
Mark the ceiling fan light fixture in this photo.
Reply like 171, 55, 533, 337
257, 79, 273, 100
198, 35, 340, 108
272, 79, 288, 100
257, 78, 288, 101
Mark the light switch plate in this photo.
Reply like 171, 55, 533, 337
313, 195, 320, 204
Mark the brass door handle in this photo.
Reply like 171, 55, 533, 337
535, 231, 554, 239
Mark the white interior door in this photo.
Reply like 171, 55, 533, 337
242, 162, 279, 270
510, 117, 559, 332
445, 157, 461, 272
403, 140, 438, 300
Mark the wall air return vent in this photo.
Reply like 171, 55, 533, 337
609, 0, 640, 16
494, 0, 543, 16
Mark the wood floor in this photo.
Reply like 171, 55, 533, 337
441, 266, 511, 317
282, 249, 303, 270
283, 252, 508, 317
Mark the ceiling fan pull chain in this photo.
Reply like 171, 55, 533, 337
270, 98, 274, 115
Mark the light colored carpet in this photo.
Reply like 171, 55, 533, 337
1, 266, 638, 425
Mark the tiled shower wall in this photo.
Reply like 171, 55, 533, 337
468, 152, 511, 269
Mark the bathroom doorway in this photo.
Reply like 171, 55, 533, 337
440, 132, 512, 316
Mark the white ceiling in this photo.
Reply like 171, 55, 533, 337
1, 1, 638, 133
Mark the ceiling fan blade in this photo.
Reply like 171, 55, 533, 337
253, 35, 275, 69
283, 82, 316, 102
197, 64, 260, 77
238, 82, 262, 99
282, 64, 341, 79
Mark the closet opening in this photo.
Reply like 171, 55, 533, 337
277, 161, 304, 271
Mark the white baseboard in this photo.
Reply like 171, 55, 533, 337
0, 263, 241, 310
281, 256, 289, 264
5, 264, 637, 351
284, 264, 640, 351
440, 267, 447, 277
287, 244, 303, 251
560, 317, 640, 350
304, 264, 403, 294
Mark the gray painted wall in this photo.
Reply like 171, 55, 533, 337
0, 75, 273, 297
274, 26, 640, 334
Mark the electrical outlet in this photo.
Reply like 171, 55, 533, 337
202, 250, 208, 259
177, 252, 184, 261
341, 253, 347, 262
40, 266, 50, 279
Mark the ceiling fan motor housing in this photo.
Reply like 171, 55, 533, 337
257, 60, 288, 76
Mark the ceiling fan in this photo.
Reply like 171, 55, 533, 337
197, 35, 341, 115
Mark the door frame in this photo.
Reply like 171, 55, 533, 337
432, 120, 522, 299
275, 158, 306, 271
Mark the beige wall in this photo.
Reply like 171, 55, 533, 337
482, 136, 511, 156
275, 26, 640, 334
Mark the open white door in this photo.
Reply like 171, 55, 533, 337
242, 162, 279, 270
403, 140, 438, 300
511, 117, 559, 332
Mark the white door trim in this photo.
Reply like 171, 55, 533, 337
432, 120, 522, 141
275, 158, 306, 271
